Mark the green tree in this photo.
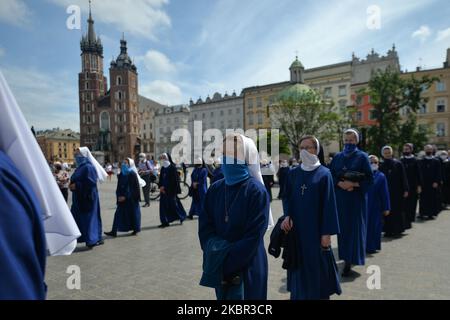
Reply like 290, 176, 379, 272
271, 85, 343, 159
358, 68, 437, 155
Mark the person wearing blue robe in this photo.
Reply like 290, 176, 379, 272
379, 146, 409, 237
158, 153, 186, 228
105, 159, 141, 237
281, 136, 341, 300
366, 156, 391, 254
0, 150, 47, 300
211, 165, 224, 184
188, 161, 208, 219
199, 134, 270, 300
419, 145, 443, 219
401, 143, 423, 228
329, 129, 373, 276
70, 150, 104, 248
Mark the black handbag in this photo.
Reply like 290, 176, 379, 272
338, 170, 366, 183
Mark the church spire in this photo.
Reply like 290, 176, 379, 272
81, 0, 103, 57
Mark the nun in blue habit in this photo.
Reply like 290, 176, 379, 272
158, 153, 187, 228
70, 147, 107, 248
105, 158, 143, 237
281, 136, 341, 300
211, 158, 225, 184
188, 158, 208, 219
0, 70, 80, 299
366, 155, 391, 254
199, 134, 274, 300
0, 151, 47, 300
329, 129, 373, 276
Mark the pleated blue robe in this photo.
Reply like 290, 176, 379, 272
366, 171, 390, 253
419, 158, 442, 218
189, 167, 208, 217
0, 150, 46, 300
284, 166, 341, 300
70, 160, 103, 246
329, 149, 373, 265
199, 177, 270, 300
111, 172, 141, 233
159, 164, 186, 224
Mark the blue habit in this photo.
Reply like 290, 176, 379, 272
70, 160, 103, 246
199, 177, 270, 300
111, 172, 141, 233
0, 150, 46, 300
189, 167, 208, 217
211, 166, 224, 184
366, 170, 390, 253
284, 166, 341, 300
159, 164, 186, 224
329, 149, 373, 265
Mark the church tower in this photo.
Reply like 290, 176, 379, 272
290, 56, 305, 83
109, 35, 140, 160
78, 1, 107, 151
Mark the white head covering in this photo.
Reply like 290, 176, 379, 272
300, 136, 321, 171
128, 158, 146, 187
344, 129, 360, 143
78, 147, 107, 182
0, 70, 80, 256
240, 135, 275, 230
381, 145, 393, 155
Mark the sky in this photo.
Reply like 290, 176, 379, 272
0, 0, 449, 131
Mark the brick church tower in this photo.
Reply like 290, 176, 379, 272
78, 2, 140, 163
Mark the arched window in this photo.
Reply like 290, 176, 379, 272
100, 112, 110, 131
85, 82, 89, 90
86, 104, 91, 112
118, 91, 122, 100
117, 76, 122, 86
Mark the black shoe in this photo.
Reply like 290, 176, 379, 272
131, 231, 138, 236
342, 262, 352, 277
188, 215, 194, 220
142, 203, 150, 208
158, 223, 169, 228
87, 240, 105, 248
104, 231, 117, 238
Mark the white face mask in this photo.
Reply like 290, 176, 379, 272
162, 160, 171, 168
371, 164, 379, 172
440, 155, 448, 161
300, 149, 320, 171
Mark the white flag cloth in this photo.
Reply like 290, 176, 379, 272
0, 70, 80, 256
241, 135, 275, 230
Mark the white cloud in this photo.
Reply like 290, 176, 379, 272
0, 0, 32, 27
138, 50, 176, 76
1, 66, 79, 131
411, 25, 432, 42
140, 80, 183, 105
436, 27, 450, 42
48, 0, 171, 40
0, 47, 5, 57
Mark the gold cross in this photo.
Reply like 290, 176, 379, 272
301, 184, 307, 196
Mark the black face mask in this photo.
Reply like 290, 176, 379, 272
403, 152, 411, 156
426, 152, 433, 157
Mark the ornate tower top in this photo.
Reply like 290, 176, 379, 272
110, 34, 137, 72
80, 0, 103, 56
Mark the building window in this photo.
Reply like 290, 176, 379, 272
247, 98, 254, 109
257, 113, 263, 125
202, 113, 206, 119
324, 87, 332, 99
419, 103, 427, 114
86, 104, 91, 112
228, 109, 232, 115
210, 111, 214, 117
356, 96, 363, 105
248, 114, 254, 125
85, 82, 89, 90
339, 85, 347, 97
356, 111, 362, 122
118, 92, 122, 100
339, 100, 347, 108
100, 112, 110, 131
117, 76, 122, 86
369, 109, 377, 120
256, 97, 262, 108
437, 123, 446, 137
437, 82, 446, 92
194, 114, 198, 120
437, 99, 446, 113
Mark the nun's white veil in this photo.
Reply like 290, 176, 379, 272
78, 147, 107, 182
0, 70, 80, 256
128, 158, 146, 187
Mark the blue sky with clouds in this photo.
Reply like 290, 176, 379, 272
1, 0, 449, 131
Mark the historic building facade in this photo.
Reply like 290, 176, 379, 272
37, 129, 80, 164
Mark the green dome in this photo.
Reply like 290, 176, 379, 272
290, 57, 304, 69
277, 83, 319, 102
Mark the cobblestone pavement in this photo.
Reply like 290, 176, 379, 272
46, 174, 450, 300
